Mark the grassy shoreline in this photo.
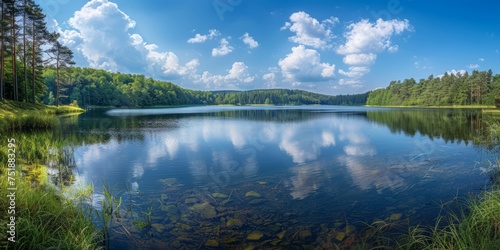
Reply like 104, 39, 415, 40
0, 100, 84, 130
0, 100, 101, 249
0, 167, 102, 249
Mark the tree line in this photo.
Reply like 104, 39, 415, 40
0, 0, 74, 106
367, 70, 500, 106
42, 67, 369, 107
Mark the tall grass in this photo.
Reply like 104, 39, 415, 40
0, 127, 102, 249
397, 190, 500, 249
95, 182, 123, 249
0, 99, 84, 131
0, 169, 102, 249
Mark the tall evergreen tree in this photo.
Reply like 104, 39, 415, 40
46, 32, 74, 106
0, 0, 6, 101
27, 1, 47, 104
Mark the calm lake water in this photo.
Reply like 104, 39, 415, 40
58, 106, 496, 249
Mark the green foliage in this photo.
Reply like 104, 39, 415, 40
495, 97, 500, 109
0, 99, 83, 131
211, 89, 369, 106
41, 67, 369, 107
397, 190, 500, 249
367, 70, 499, 107
70, 99, 79, 107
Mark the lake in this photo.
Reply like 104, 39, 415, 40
57, 106, 496, 249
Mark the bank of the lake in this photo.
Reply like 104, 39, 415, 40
0, 100, 85, 130
0, 101, 101, 249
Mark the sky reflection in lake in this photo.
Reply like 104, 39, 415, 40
67, 106, 495, 249
73, 107, 492, 202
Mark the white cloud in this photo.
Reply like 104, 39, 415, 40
212, 38, 234, 57
478, 58, 485, 61
336, 18, 410, 88
132, 34, 199, 78
282, 11, 337, 49
240, 32, 259, 49
262, 67, 279, 88
187, 34, 207, 43
338, 66, 370, 78
338, 78, 362, 86
208, 29, 221, 38
58, 0, 198, 80
278, 45, 335, 84
342, 53, 377, 65
196, 62, 254, 88
337, 18, 411, 55
187, 29, 220, 43
467, 64, 480, 69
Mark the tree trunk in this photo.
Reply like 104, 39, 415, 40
11, 6, 17, 101
56, 51, 59, 106
23, 0, 27, 102
0, 1, 5, 102
31, 23, 35, 104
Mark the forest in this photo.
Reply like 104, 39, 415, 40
367, 70, 500, 106
40, 67, 369, 107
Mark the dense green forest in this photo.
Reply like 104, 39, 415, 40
367, 70, 500, 106
40, 67, 369, 107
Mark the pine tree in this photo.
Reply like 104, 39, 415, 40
46, 32, 74, 106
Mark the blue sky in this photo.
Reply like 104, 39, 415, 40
37, 0, 500, 95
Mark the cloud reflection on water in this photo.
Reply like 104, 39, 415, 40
73, 110, 409, 198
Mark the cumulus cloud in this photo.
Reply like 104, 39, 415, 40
212, 38, 234, 57
131, 34, 199, 78
187, 29, 220, 43
187, 34, 207, 43
278, 45, 335, 84
342, 53, 377, 65
336, 18, 411, 87
240, 32, 259, 49
337, 18, 410, 55
282, 11, 337, 49
338, 66, 370, 78
196, 62, 254, 88
58, 0, 198, 80
262, 67, 279, 88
